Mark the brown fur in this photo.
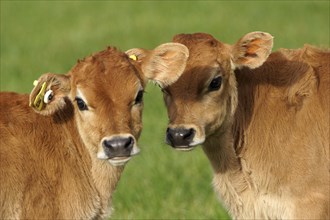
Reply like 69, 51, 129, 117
163, 33, 329, 219
0, 47, 141, 219
0, 44, 189, 219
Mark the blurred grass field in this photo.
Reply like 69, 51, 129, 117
1, 1, 329, 219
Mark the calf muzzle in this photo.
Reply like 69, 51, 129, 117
102, 136, 134, 158
166, 127, 195, 148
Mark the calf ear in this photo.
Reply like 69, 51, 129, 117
231, 31, 273, 69
126, 43, 189, 87
29, 73, 70, 116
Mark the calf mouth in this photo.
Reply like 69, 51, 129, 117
108, 157, 132, 166
97, 146, 140, 166
166, 138, 199, 152
171, 145, 196, 152
109, 146, 140, 166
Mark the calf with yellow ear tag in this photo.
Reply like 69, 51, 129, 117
0, 43, 188, 220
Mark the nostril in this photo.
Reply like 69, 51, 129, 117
124, 137, 134, 149
183, 128, 195, 140
166, 128, 175, 144
103, 139, 112, 149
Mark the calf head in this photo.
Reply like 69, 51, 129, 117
157, 32, 273, 150
29, 44, 188, 165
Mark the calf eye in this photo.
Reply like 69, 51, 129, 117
208, 76, 222, 91
75, 97, 88, 111
135, 90, 144, 104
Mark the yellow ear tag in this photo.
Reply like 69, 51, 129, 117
33, 82, 47, 111
129, 54, 137, 61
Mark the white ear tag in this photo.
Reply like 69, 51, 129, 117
43, 90, 54, 104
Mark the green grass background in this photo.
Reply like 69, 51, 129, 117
1, 1, 329, 219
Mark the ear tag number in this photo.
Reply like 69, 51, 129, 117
33, 82, 47, 111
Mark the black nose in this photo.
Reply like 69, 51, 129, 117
102, 136, 134, 158
166, 127, 195, 147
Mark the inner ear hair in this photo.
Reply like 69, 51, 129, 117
232, 31, 273, 69
142, 43, 189, 87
